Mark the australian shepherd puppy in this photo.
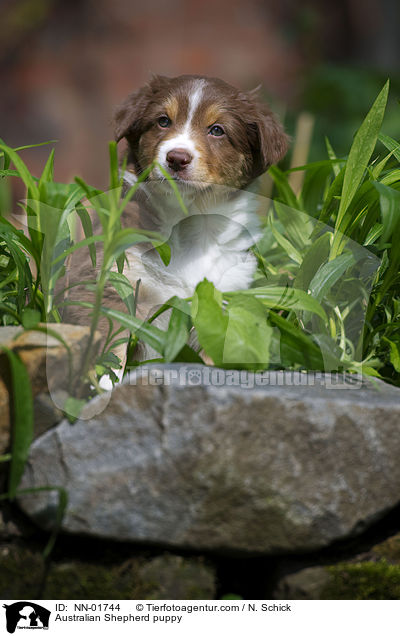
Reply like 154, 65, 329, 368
65, 74, 288, 367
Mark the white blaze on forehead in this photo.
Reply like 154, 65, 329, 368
185, 79, 207, 129
156, 79, 207, 170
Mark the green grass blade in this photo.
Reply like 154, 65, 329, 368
109, 141, 120, 191
0, 347, 34, 500
76, 203, 96, 266
51, 234, 105, 266
378, 133, 400, 163
273, 201, 313, 248
38, 149, 55, 187
100, 306, 167, 353
224, 286, 328, 321
294, 232, 331, 290
309, 251, 357, 301
156, 162, 189, 215
373, 181, 400, 246
13, 140, 58, 152
336, 80, 389, 231
108, 271, 136, 315
0, 142, 40, 199
325, 137, 340, 177
269, 165, 300, 208
270, 223, 303, 264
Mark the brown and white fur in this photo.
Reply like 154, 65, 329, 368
65, 75, 288, 376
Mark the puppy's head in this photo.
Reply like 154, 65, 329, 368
115, 74, 288, 189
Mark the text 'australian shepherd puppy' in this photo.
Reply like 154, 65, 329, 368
66, 74, 288, 366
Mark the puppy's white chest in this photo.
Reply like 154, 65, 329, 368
125, 188, 262, 307
167, 232, 256, 294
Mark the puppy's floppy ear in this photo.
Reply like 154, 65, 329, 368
245, 96, 289, 178
114, 85, 151, 142
256, 104, 289, 168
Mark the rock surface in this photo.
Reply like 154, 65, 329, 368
273, 566, 331, 600
18, 365, 400, 554
0, 324, 100, 453
138, 554, 216, 599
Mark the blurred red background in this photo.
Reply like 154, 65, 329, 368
1, 0, 399, 189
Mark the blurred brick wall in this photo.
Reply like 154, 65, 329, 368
1, 0, 302, 188
2, 0, 397, 190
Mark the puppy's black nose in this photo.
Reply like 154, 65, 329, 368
166, 148, 192, 171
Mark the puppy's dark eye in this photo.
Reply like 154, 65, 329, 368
209, 125, 225, 137
158, 116, 171, 128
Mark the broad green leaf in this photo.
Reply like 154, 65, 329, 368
223, 295, 272, 369
384, 337, 400, 372
191, 279, 227, 366
173, 344, 203, 364
63, 396, 87, 421
154, 241, 171, 266
164, 297, 191, 361
268, 312, 325, 369
21, 308, 41, 328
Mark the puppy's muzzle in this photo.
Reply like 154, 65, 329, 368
166, 148, 193, 172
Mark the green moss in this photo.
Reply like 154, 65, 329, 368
322, 559, 400, 600
0, 546, 153, 600
44, 559, 154, 599
372, 533, 400, 564
0, 545, 215, 600
0, 546, 44, 599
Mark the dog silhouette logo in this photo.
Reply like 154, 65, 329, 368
3, 602, 50, 633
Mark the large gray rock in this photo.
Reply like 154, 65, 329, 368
18, 365, 400, 554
